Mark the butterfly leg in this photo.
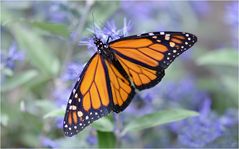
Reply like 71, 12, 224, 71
106, 36, 114, 43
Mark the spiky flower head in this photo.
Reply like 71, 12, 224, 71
80, 18, 132, 53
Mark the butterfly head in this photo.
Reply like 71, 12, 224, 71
92, 34, 106, 52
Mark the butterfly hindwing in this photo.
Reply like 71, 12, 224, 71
104, 59, 135, 113
63, 53, 112, 137
115, 54, 165, 90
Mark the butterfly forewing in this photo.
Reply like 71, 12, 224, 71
109, 32, 197, 69
63, 53, 112, 137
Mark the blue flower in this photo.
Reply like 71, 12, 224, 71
40, 136, 58, 148
207, 108, 238, 147
225, 2, 239, 48
141, 77, 208, 111
61, 62, 84, 82
55, 117, 64, 129
86, 132, 97, 145
225, 2, 239, 27
220, 108, 238, 128
33, 1, 71, 24
53, 86, 70, 129
53, 87, 71, 107
155, 77, 238, 147
120, 1, 185, 31
190, 1, 210, 17
47, 2, 69, 23
120, 1, 166, 22
55, 61, 84, 106
80, 19, 132, 53
102, 19, 132, 39
1, 42, 24, 70
171, 99, 223, 147
209, 128, 238, 148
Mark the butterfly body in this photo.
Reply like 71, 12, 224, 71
93, 35, 131, 82
63, 31, 197, 137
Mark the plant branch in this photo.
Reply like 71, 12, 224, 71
61, 1, 94, 74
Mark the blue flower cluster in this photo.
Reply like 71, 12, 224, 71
1, 42, 24, 70
1, 42, 25, 84
225, 1, 239, 48
172, 99, 223, 147
159, 79, 237, 147
122, 75, 238, 147
80, 18, 132, 53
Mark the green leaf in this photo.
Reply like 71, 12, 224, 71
11, 24, 60, 76
0, 7, 13, 26
220, 75, 238, 103
121, 109, 199, 136
92, 117, 114, 132
43, 108, 65, 119
32, 99, 57, 114
1, 67, 13, 77
1, 70, 38, 92
0, 113, 9, 126
97, 131, 116, 148
31, 21, 70, 38
196, 49, 238, 67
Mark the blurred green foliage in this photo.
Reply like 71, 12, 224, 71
1, 1, 238, 148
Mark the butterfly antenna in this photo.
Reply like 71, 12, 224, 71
91, 11, 96, 38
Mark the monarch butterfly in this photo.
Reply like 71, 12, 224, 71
63, 31, 197, 137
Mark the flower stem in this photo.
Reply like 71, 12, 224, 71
114, 113, 122, 147
61, 1, 94, 74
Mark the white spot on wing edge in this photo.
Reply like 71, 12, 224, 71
165, 36, 170, 40
148, 32, 154, 36
74, 93, 78, 98
70, 105, 77, 110
77, 111, 83, 117
68, 99, 72, 104
169, 42, 175, 47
